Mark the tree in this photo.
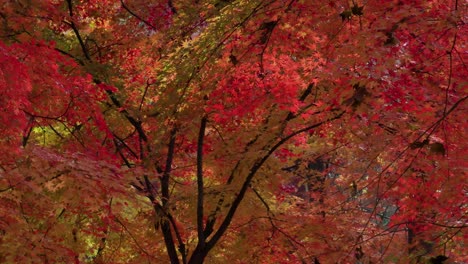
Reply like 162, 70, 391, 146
0, 0, 466, 263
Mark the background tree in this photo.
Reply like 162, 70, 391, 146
0, 0, 466, 263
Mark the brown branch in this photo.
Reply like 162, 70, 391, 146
252, 185, 310, 262
204, 84, 319, 236
196, 116, 207, 246
120, 0, 157, 31
103, 87, 148, 142
22, 117, 34, 147
113, 133, 139, 159
171, 1, 266, 120
115, 217, 154, 261
161, 128, 176, 204
167, 213, 187, 264
64, 0, 151, 156
443, 34, 457, 116
161, 219, 180, 264
139, 80, 152, 111
159, 128, 180, 264
206, 111, 345, 251
54, 47, 84, 66
344, 93, 467, 257
64, 1, 149, 149
65, 0, 90, 60
286, 83, 315, 121
258, 19, 279, 74
251, 186, 272, 215
140, 174, 185, 263
94, 198, 113, 261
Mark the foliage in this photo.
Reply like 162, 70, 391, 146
0, 0, 466, 263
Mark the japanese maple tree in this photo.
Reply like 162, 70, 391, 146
0, 0, 466, 263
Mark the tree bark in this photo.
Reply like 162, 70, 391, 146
187, 247, 207, 264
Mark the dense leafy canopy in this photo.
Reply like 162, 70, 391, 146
0, 0, 466, 263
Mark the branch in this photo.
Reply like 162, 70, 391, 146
103, 87, 148, 142
258, 19, 279, 74
196, 116, 207, 246
409, 94, 467, 148
22, 116, 34, 147
93, 198, 113, 261
54, 47, 85, 66
206, 111, 345, 250
64, 2, 150, 146
139, 80, 152, 111
120, 0, 157, 31
251, 186, 272, 215
112, 133, 139, 159
160, 216, 180, 264
158, 128, 180, 264
252, 185, 310, 262
161, 129, 176, 204
286, 83, 315, 121
167, 213, 187, 264
64, 0, 151, 155
203, 108, 276, 237
142, 173, 184, 264
115, 217, 154, 261
65, 0, 90, 60
204, 84, 318, 236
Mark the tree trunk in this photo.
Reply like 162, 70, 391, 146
187, 248, 207, 264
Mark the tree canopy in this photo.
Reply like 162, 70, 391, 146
0, 0, 466, 263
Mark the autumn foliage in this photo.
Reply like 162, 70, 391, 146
0, 0, 466, 263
